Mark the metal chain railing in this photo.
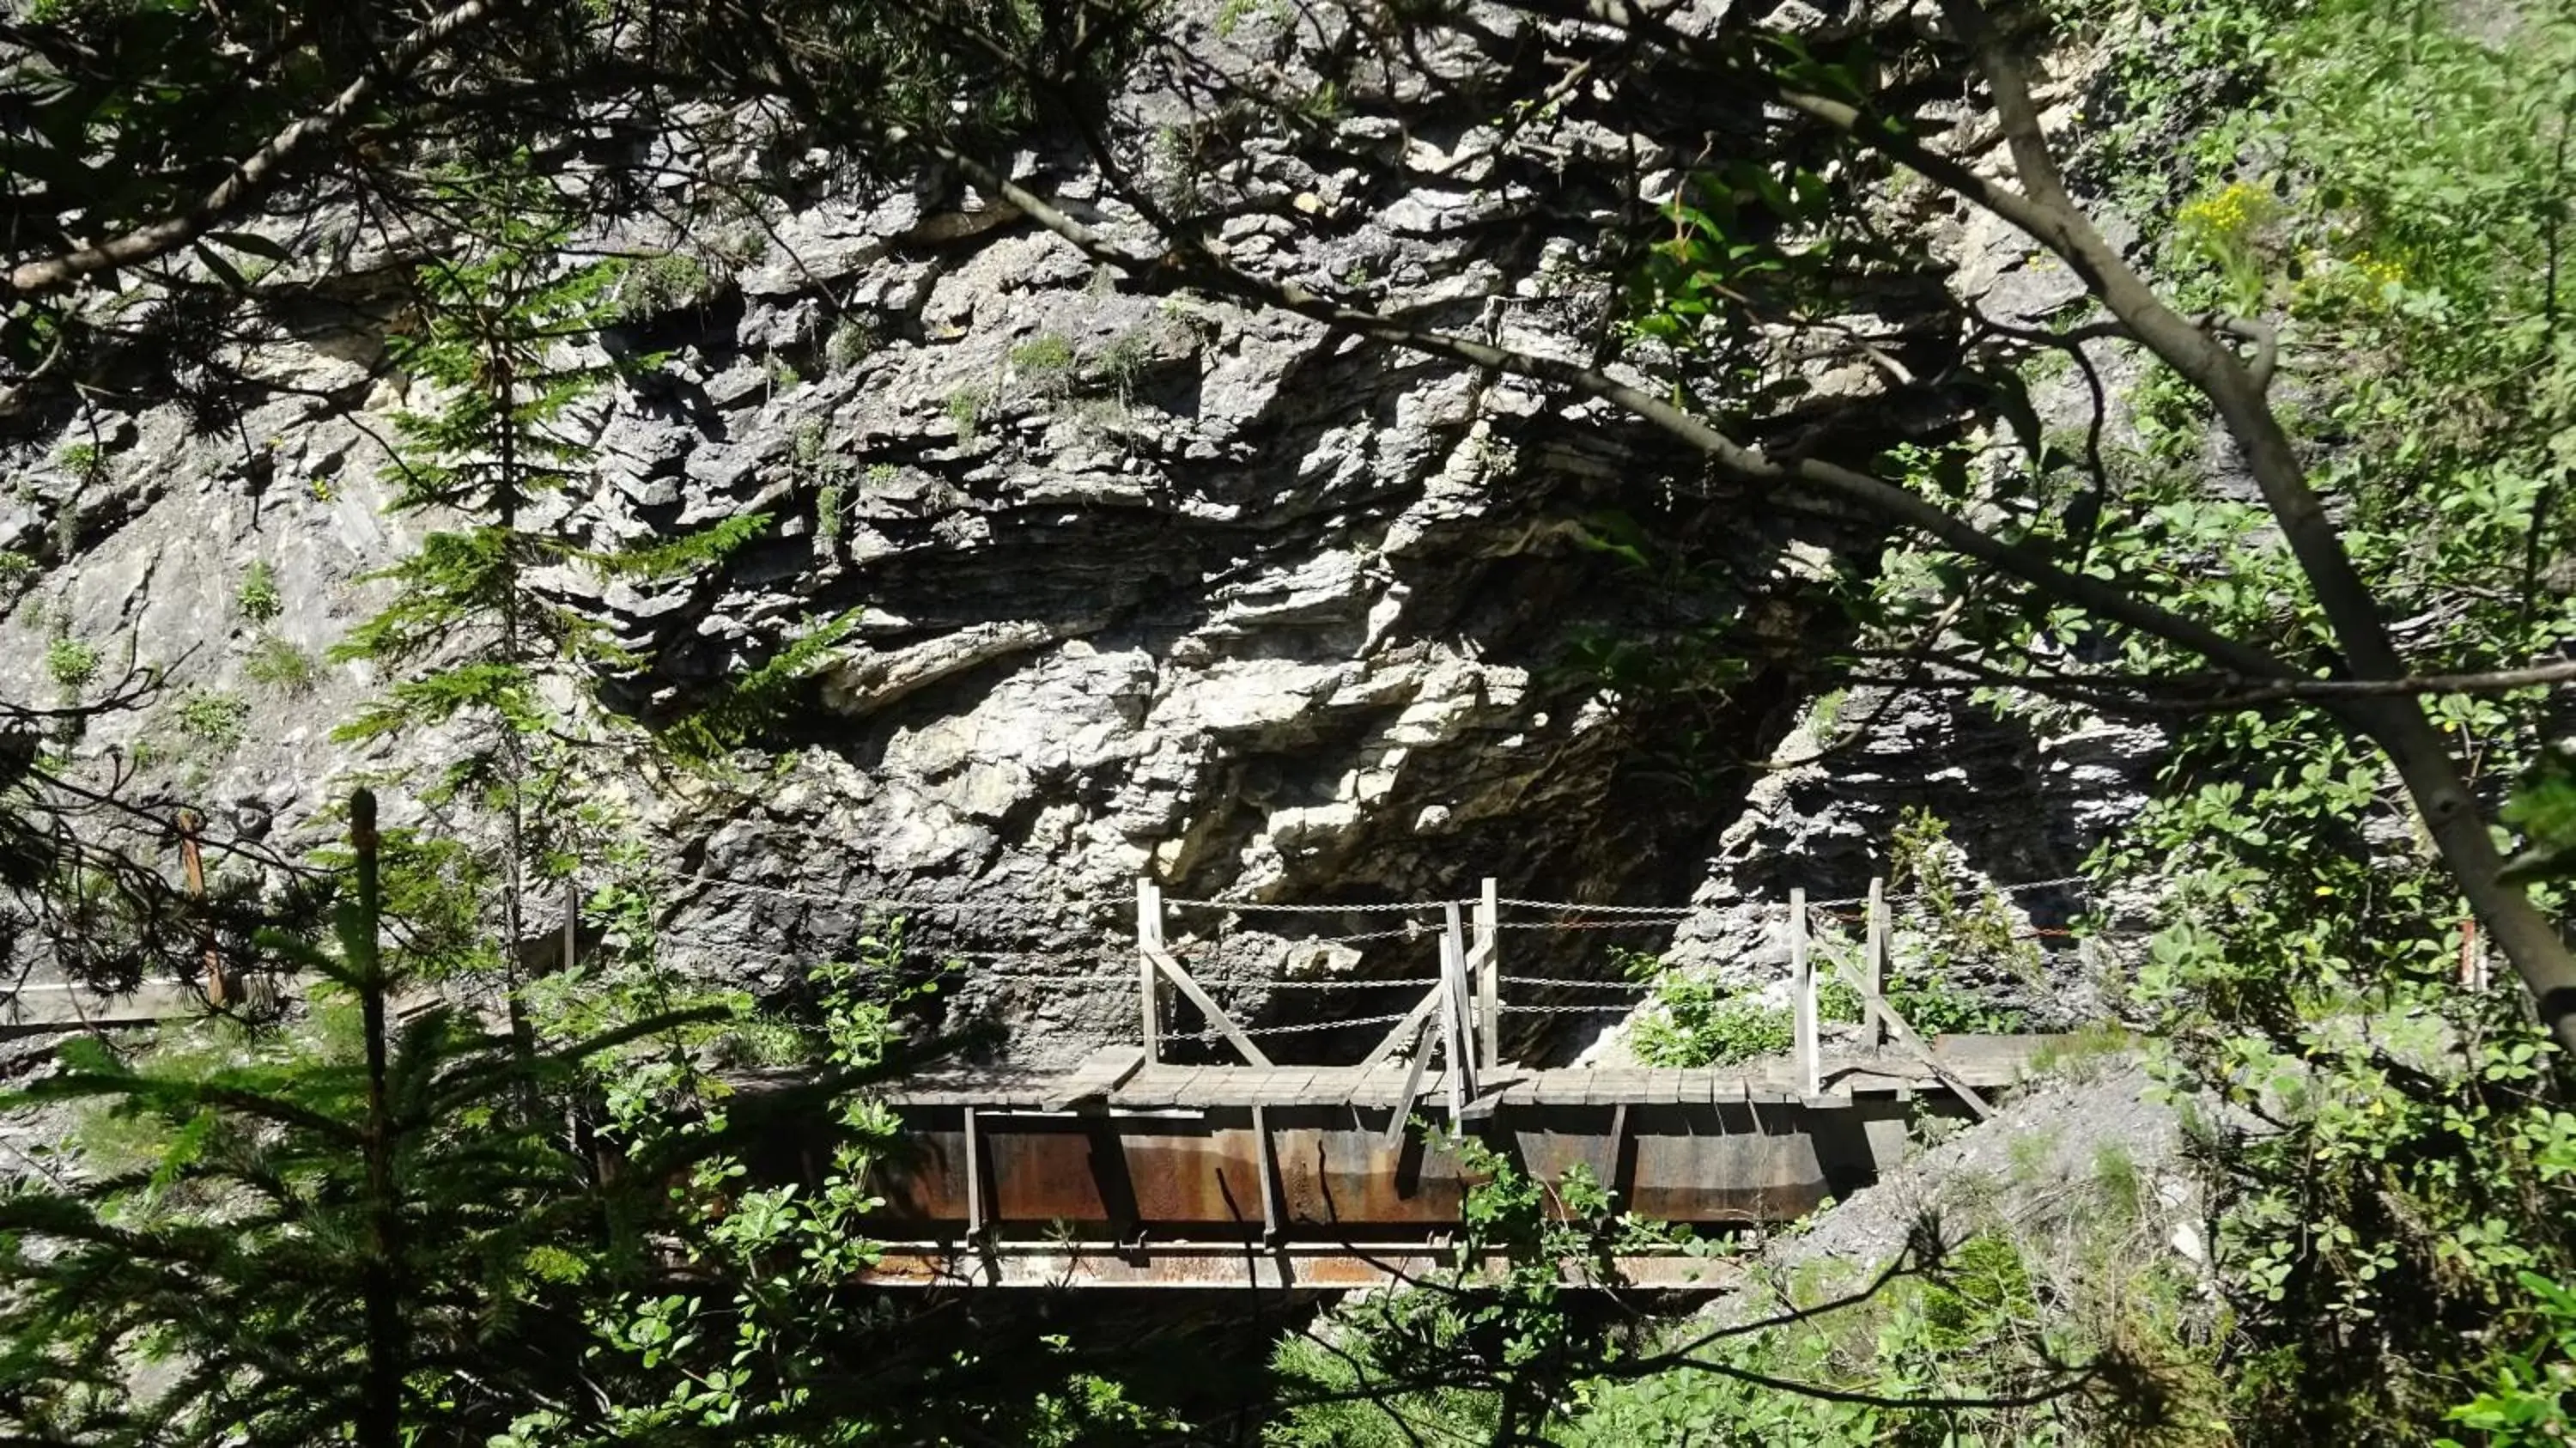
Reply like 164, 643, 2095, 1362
652, 865, 2116, 1062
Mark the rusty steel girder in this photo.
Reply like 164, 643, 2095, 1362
863, 1098, 1924, 1247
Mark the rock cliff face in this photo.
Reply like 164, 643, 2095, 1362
0, 5, 2160, 1064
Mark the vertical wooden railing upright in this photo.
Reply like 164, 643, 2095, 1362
1474, 879, 1501, 1073
1790, 886, 1820, 1099
1135, 881, 1271, 1067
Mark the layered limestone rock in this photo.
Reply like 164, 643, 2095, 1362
0, 3, 2163, 1063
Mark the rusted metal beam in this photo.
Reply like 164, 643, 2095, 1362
858, 1239, 1744, 1291
864, 1097, 1941, 1235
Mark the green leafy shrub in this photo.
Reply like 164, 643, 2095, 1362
825, 314, 879, 371
615, 252, 712, 319
1008, 332, 1077, 395
1634, 976, 1794, 1067
45, 636, 97, 691
235, 560, 283, 625
173, 689, 249, 751
945, 384, 991, 441
244, 634, 322, 694
55, 441, 108, 487
814, 483, 847, 551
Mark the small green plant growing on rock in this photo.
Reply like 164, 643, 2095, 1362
56, 441, 108, 488
245, 634, 322, 694
1635, 983, 1793, 1067
173, 688, 250, 751
945, 385, 991, 442
45, 635, 98, 692
1008, 332, 1077, 396
0, 550, 34, 593
814, 484, 848, 552
1087, 326, 1158, 402
825, 315, 879, 372
236, 560, 283, 626
617, 252, 712, 319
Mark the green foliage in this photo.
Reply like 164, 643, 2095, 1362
0, 549, 33, 589
1634, 976, 1794, 1067
234, 558, 282, 625
825, 313, 880, 371
945, 383, 992, 441
243, 632, 321, 693
0, 792, 721, 1446
1215, 0, 1286, 38
1271, 1138, 1676, 1445
500, 912, 963, 1445
43, 635, 97, 692
1885, 809, 2036, 1033
2501, 745, 2576, 884
815, 481, 848, 551
55, 440, 107, 487
171, 688, 247, 751
617, 250, 714, 319
2002, 2, 2576, 1437
662, 610, 861, 762
2439, 1272, 2576, 1447
1088, 325, 1160, 399
1010, 331, 1078, 402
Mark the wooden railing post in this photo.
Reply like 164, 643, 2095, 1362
1476, 879, 1500, 1073
1440, 901, 1472, 1123
562, 875, 580, 975
178, 810, 228, 1007
1865, 876, 1887, 1049
1790, 888, 1819, 1099
1137, 879, 1162, 1064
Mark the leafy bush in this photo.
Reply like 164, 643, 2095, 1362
825, 314, 879, 371
1008, 332, 1077, 395
173, 689, 249, 751
615, 252, 712, 319
55, 441, 108, 487
945, 384, 991, 441
1634, 977, 1794, 1067
45, 636, 97, 691
235, 560, 283, 625
244, 634, 321, 694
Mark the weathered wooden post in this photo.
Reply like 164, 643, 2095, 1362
562, 874, 580, 976
1136, 879, 1163, 1064
1790, 887, 1820, 1099
177, 810, 228, 1007
1865, 876, 1888, 1049
1440, 901, 1472, 1124
1475, 878, 1501, 1073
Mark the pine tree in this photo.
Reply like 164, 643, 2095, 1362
330, 160, 781, 999
0, 789, 720, 1446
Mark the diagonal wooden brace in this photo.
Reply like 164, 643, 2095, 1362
1145, 943, 1273, 1067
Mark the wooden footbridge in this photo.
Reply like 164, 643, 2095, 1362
4, 860, 2095, 1293
845, 879, 2085, 1291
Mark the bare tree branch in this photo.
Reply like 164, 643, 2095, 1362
4, 0, 522, 300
